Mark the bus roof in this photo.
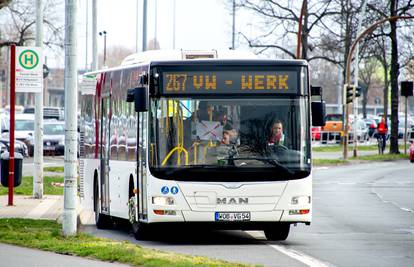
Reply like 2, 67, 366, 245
83, 50, 307, 77
150, 59, 308, 68
121, 49, 257, 66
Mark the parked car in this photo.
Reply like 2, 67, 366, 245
321, 114, 343, 143
311, 126, 321, 141
43, 120, 65, 155
349, 119, 370, 142
0, 138, 29, 157
0, 113, 9, 137
410, 141, 414, 163
14, 114, 35, 156
24, 106, 64, 120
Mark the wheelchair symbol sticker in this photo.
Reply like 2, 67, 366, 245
161, 186, 169, 194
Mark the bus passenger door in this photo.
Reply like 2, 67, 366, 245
137, 112, 148, 219
100, 95, 111, 213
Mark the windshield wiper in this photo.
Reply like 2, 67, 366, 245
222, 157, 294, 175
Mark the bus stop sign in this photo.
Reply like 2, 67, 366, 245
15, 46, 43, 93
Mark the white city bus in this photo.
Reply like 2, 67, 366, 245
79, 50, 325, 240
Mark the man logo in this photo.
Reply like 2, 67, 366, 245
217, 197, 248, 205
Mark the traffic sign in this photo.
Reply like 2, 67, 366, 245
15, 46, 43, 93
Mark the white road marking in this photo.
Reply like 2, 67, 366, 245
246, 231, 334, 267
372, 189, 414, 214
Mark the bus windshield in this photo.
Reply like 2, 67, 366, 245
149, 97, 311, 181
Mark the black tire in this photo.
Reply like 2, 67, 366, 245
132, 221, 150, 240
94, 179, 111, 229
264, 223, 290, 241
410, 159, 414, 163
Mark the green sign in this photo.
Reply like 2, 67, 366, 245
18, 49, 39, 70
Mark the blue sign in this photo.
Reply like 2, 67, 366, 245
171, 186, 179, 195
161, 186, 169, 194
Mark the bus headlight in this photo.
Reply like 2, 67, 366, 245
291, 196, 311, 205
152, 196, 175, 206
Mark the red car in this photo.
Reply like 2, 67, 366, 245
311, 127, 321, 141
410, 141, 414, 163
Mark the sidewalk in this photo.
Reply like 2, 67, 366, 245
0, 194, 95, 225
0, 195, 63, 220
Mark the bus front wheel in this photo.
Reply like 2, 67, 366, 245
264, 223, 290, 241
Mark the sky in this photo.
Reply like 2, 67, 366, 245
73, 0, 236, 69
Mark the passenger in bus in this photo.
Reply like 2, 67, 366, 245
268, 120, 285, 146
217, 123, 239, 165
221, 123, 238, 145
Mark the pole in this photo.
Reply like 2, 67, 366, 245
142, 0, 147, 51
63, 0, 78, 236
404, 96, 408, 154
34, 0, 44, 199
103, 32, 106, 66
85, 0, 89, 71
8, 44, 16, 206
232, 0, 235, 49
352, 0, 367, 158
136, 0, 139, 52
91, 0, 97, 70
154, 0, 157, 47
173, 0, 176, 49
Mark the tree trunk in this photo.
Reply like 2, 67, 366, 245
301, 0, 308, 60
389, 0, 400, 154
383, 59, 389, 120
342, 0, 351, 132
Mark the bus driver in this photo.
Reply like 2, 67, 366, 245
268, 120, 285, 146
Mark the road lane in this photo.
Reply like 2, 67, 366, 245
294, 160, 414, 267
82, 160, 414, 267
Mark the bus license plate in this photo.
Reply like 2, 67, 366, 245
215, 212, 250, 221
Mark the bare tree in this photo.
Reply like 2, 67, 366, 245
359, 58, 380, 118
0, 0, 11, 10
367, 0, 414, 154
236, 0, 340, 60
0, 0, 64, 50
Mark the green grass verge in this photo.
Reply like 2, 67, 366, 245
44, 166, 64, 173
0, 218, 251, 267
313, 159, 349, 165
0, 176, 63, 196
352, 153, 408, 161
312, 144, 407, 153
313, 153, 409, 166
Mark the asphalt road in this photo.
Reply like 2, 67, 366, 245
82, 160, 414, 267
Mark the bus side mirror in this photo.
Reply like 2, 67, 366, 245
311, 101, 326, 126
126, 87, 148, 112
311, 86, 326, 127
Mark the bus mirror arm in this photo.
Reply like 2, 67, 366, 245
126, 87, 149, 112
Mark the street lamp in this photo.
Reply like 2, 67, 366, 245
99, 30, 107, 67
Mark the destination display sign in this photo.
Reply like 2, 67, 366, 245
161, 70, 299, 95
